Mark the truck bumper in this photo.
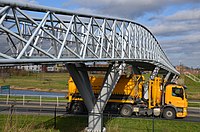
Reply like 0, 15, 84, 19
176, 108, 187, 118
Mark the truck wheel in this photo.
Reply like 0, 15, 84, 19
71, 102, 83, 114
163, 107, 175, 119
120, 104, 132, 117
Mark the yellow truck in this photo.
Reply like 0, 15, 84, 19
66, 75, 188, 119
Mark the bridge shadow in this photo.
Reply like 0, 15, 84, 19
37, 115, 87, 132
35, 114, 114, 132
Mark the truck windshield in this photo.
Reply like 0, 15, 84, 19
172, 87, 184, 98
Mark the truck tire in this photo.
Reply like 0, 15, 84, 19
71, 102, 83, 114
163, 107, 175, 119
120, 104, 133, 117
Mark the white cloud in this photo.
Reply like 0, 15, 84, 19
166, 8, 200, 21
72, 8, 98, 16
64, 0, 165, 18
150, 21, 200, 36
148, 7, 200, 37
63, 0, 200, 19
148, 7, 200, 67
11, 0, 38, 4
160, 34, 200, 67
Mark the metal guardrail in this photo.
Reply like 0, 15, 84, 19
184, 72, 200, 82
0, 93, 66, 106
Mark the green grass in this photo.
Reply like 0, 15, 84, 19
106, 118, 200, 132
183, 75, 200, 93
188, 102, 200, 107
0, 73, 69, 91
187, 92, 200, 100
181, 74, 200, 100
0, 114, 200, 132
0, 114, 56, 132
1, 72, 200, 99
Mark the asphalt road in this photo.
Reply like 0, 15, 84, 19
0, 101, 199, 122
0, 104, 66, 116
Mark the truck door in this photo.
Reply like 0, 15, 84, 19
169, 87, 185, 107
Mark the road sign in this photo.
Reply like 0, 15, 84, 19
1, 85, 10, 90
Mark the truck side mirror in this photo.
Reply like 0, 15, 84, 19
181, 94, 184, 100
180, 89, 184, 99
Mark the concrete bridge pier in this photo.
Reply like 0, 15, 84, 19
66, 63, 122, 132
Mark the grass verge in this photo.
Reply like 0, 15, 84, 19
1, 73, 200, 99
106, 117, 200, 132
0, 72, 69, 91
0, 114, 200, 132
188, 102, 200, 107
0, 114, 56, 132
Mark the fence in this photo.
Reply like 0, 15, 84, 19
184, 72, 200, 82
0, 103, 59, 129
0, 94, 67, 107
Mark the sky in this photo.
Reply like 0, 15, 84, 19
16, 0, 200, 68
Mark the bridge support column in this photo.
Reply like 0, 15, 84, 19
66, 63, 95, 112
66, 63, 122, 132
164, 72, 171, 82
87, 63, 122, 132
150, 66, 160, 80
171, 75, 177, 82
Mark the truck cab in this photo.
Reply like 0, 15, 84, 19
163, 84, 188, 119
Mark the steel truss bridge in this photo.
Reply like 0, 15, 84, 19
0, 0, 179, 131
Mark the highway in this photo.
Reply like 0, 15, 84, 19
0, 101, 199, 122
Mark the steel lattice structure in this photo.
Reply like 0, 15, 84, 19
0, 0, 179, 75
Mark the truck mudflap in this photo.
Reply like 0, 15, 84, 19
66, 102, 71, 113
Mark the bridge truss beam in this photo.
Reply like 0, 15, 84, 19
0, 0, 179, 75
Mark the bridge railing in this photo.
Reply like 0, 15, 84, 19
0, 0, 179, 75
